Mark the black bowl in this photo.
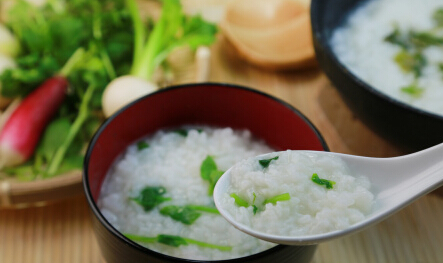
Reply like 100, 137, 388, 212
83, 83, 328, 263
311, 0, 443, 152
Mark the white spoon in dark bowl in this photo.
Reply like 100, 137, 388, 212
213, 142, 443, 245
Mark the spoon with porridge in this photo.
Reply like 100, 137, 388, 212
213, 143, 443, 245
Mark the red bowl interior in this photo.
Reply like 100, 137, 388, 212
84, 83, 328, 202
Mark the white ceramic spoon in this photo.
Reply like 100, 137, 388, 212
213, 142, 443, 245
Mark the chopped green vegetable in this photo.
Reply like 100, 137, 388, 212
263, 193, 291, 205
394, 50, 427, 78
160, 205, 202, 225
258, 156, 279, 168
131, 186, 172, 211
400, 84, 425, 98
160, 204, 219, 225
384, 27, 409, 49
311, 173, 336, 189
230, 192, 290, 214
137, 141, 149, 151
200, 156, 225, 195
124, 233, 232, 251
433, 8, 443, 27
408, 31, 443, 49
174, 129, 188, 137
186, 205, 220, 214
230, 193, 249, 207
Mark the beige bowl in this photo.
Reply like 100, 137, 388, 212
220, 0, 317, 70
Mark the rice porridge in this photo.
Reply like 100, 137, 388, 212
219, 151, 374, 236
98, 127, 277, 260
331, 0, 443, 116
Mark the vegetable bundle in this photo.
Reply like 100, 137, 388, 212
0, 0, 217, 180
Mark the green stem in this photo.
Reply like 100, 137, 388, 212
46, 84, 95, 176
130, 6, 166, 80
186, 205, 220, 214
126, 0, 147, 77
58, 47, 85, 77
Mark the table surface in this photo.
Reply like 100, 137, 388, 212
2, 3, 443, 262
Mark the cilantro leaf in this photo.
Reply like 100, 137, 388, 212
160, 205, 202, 225
311, 173, 336, 189
200, 156, 224, 195
258, 156, 279, 168
131, 186, 172, 211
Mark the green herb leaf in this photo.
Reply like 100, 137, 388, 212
394, 50, 427, 78
37, 117, 71, 162
400, 84, 425, 98
408, 31, 443, 49
174, 129, 188, 137
200, 156, 224, 195
311, 173, 336, 189
131, 186, 172, 211
230, 193, 249, 207
160, 205, 202, 225
433, 8, 443, 27
384, 27, 409, 49
258, 156, 279, 168
137, 141, 149, 151
263, 193, 291, 205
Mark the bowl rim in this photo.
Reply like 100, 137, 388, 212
310, 0, 443, 122
83, 82, 328, 262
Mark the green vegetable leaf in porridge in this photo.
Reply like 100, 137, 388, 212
131, 186, 172, 211
200, 156, 225, 195
258, 156, 279, 168
311, 173, 336, 189
433, 8, 443, 27
394, 50, 427, 78
137, 141, 149, 151
400, 83, 425, 98
160, 205, 202, 225
230, 193, 249, 207
263, 193, 291, 205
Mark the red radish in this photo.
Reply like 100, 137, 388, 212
0, 76, 68, 167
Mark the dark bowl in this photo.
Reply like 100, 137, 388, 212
311, 0, 443, 152
83, 83, 328, 263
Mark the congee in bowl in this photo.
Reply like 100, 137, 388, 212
330, 0, 443, 116
311, 0, 443, 151
83, 83, 327, 263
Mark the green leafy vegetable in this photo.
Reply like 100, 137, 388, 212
124, 233, 232, 251
127, 0, 217, 81
400, 84, 425, 98
394, 50, 427, 78
311, 173, 336, 189
258, 156, 279, 168
433, 8, 443, 27
229, 193, 249, 207
263, 193, 291, 205
200, 156, 225, 195
131, 186, 172, 211
160, 205, 202, 225
160, 204, 219, 225
137, 141, 149, 151
174, 129, 188, 137
230, 192, 290, 214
